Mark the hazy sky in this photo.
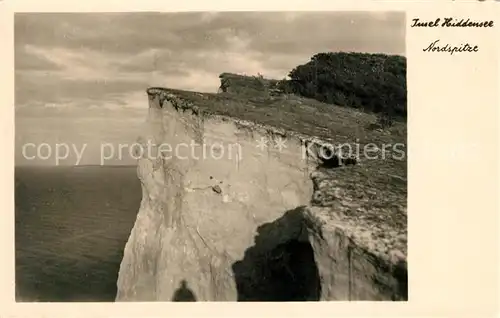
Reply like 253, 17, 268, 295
15, 11, 405, 165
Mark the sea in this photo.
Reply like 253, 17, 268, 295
14, 165, 142, 302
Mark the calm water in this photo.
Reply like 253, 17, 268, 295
15, 165, 142, 302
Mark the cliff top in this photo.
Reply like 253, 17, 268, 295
146, 72, 407, 259
147, 85, 406, 146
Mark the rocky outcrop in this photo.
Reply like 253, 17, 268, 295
116, 77, 407, 301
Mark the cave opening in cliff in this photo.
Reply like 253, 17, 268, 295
316, 144, 357, 169
317, 145, 342, 168
232, 239, 321, 301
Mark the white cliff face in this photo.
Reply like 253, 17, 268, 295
116, 92, 315, 301
116, 90, 407, 302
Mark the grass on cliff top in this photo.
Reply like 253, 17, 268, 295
163, 88, 406, 146
161, 87, 407, 181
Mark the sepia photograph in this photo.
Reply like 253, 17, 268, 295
14, 11, 407, 302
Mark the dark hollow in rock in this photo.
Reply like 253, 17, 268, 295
317, 145, 357, 168
232, 240, 321, 301
212, 185, 222, 194
232, 208, 321, 301
171, 279, 197, 302
318, 146, 342, 168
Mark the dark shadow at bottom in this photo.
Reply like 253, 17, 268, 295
232, 208, 321, 301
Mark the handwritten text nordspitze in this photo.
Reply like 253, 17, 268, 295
423, 40, 478, 55
411, 18, 494, 28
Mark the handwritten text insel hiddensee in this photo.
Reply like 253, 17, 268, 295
411, 18, 494, 28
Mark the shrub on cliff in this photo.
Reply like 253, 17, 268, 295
219, 72, 279, 97
278, 52, 407, 119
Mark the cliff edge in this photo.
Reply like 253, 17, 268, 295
115, 73, 407, 301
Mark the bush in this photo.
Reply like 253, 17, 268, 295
279, 52, 407, 119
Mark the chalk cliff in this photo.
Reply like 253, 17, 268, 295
115, 74, 408, 301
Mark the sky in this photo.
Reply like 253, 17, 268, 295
14, 11, 406, 166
